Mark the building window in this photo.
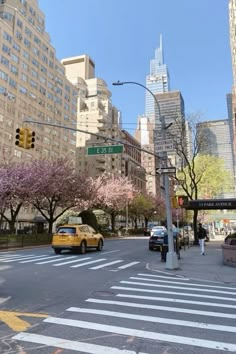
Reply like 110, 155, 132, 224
0, 56, 9, 67
23, 50, 30, 60
17, 19, 23, 28
25, 27, 32, 37
21, 61, 29, 70
0, 70, 8, 81
11, 53, 19, 64
13, 42, 20, 52
10, 65, 18, 75
3, 31, 12, 43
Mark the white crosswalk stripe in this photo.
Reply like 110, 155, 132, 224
0, 252, 140, 271
13, 271, 236, 353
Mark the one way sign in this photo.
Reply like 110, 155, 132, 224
156, 167, 176, 175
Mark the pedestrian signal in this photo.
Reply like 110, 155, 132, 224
177, 195, 189, 207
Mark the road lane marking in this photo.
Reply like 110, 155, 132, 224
1, 255, 43, 262
117, 262, 140, 270
115, 292, 236, 309
20, 255, 61, 263
0, 310, 48, 331
53, 257, 91, 266
67, 306, 236, 333
36, 256, 78, 264
136, 274, 236, 290
13, 333, 148, 354
120, 281, 236, 298
85, 298, 236, 319
138, 273, 190, 281
89, 260, 123, 270
71, 259, 107, 268
44, 316, 236, 352
101, 250, 120, 255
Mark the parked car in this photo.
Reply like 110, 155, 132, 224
149, 229, 167, 251
149, 228, 181, 252
144, 222, 160, 236
150, 226, 167, 236
52, 224, 104, 254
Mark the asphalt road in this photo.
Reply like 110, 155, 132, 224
0, 237, 235, 353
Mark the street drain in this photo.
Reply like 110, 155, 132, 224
92, 291, 116, 297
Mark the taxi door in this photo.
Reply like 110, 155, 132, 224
78, 225, 94, 247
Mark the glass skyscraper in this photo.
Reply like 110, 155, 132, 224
145, 34, 170, 117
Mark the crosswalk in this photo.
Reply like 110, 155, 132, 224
0, 252, 140, 271
13, 272, 236, 353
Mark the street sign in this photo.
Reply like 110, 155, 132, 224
186, 199, 236, 210
156, 167, 176, 175
155, 140, 174, 153
87, 145, 123, 155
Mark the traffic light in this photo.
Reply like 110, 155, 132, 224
177, 195, 189, 208
24, 129, 35, 149
171, 196, 179, 209
15, 128, 26, 148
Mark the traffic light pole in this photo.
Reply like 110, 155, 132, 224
160, 117, 179, 270
112, 81, 179, 269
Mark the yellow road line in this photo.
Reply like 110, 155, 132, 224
0, 310, 48, 331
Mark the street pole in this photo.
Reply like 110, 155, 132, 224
113, 80, 179, 269
160, 116, 178, 269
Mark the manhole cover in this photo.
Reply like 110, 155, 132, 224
92, 291, 115, 297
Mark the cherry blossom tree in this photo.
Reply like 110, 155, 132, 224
92, 174, 135, 231
0, 163, 32, 233
27, 158, 93, 234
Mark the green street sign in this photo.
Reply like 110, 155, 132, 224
87, 145, 124, 155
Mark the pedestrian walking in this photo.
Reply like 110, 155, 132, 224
198, 223, 207, 255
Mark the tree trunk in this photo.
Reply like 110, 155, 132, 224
48, 216, 54, 235
111, 212, 116, 232
134, 217, 138, 229
193, 209, 199, 245
9, 219, 15, 234
144, 217, 148, 228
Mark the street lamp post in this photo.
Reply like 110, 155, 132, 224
112, 80, 179, 269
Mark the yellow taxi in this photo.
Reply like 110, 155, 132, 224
52, 224, 104, 254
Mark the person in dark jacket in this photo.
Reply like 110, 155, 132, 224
198, 223, 207, 255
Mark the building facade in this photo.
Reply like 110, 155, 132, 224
0, 0, 78, 164
145, 34, 170, 117
154, 91, 186, 168
62, 55, 146, 192
62, 55, 124, 179
196, 119, 236, 198
135, 35, 170, 196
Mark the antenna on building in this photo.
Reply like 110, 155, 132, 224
160, 33, 163, 51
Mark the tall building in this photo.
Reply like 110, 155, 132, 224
154, 91, 186, 168
229, 1, 236, 162
196, 119, 236, 198
62, 55, 146, 192
145, 34, 170, 117
62, 55, 122, 179
134, 36, 170, 196
134, 115, 160, 196
0, 0, 78, 163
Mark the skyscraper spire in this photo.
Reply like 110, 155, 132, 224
160, 33, 162, 51
145, 34, 170, 115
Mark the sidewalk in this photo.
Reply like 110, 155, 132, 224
148, 239, 236, 284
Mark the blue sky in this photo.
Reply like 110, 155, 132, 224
39, 0, 232, 134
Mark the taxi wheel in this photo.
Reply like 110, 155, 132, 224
97, 239, 103, 251
54, 249, 61, 254
80, 241, 86, 254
